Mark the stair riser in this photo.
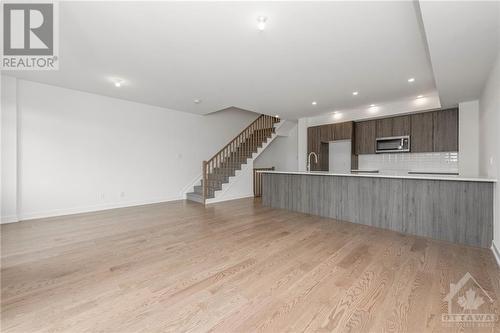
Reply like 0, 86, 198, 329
201, 180, 224, 189
194, 186, 216, 196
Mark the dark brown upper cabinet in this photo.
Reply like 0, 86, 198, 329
353, 109, 457, 155
334, 122, 353, 140
354, 120, 376, 154
315, 121, 353, 142
410, 112, 434, 153
320, 124, 334, 142
376, 116, 410, 138
433, 108, 458, 152
392, 116, 410, 136
376, 118, 393, 138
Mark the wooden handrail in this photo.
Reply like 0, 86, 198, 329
208, 115, 271, 164
201, 114, 279, 203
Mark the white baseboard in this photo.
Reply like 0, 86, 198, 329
492, 242, 500, 268
1, 215, 19, 224
3, 196, 183, 223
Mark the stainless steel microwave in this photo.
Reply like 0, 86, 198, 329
375, 136, 410, 153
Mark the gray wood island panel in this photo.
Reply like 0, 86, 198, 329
261, 173, 494, 248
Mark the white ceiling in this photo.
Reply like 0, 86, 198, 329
4, 1, 438, 119
419, 1, 500, 107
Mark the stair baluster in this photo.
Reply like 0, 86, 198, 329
189, 114, 280, 204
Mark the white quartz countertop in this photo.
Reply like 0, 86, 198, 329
257, 170, 497, 182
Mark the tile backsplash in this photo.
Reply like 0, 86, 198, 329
358, 152, 459, 175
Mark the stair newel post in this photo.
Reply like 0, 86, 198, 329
202, 161, 208, 204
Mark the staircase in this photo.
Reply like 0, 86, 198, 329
186, 114, 281, 204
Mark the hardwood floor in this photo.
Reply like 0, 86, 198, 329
1, 198, 499, 332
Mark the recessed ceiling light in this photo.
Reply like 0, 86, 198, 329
257, 16, 267, 31
333, 112, 342, 119
368, 105, 379, 114
113, 80, 123, 87
352, 91, 359, 96
275, 114, 280, 118
312, 101, 317, 106
194, 99, 202, 104
417, 95, 424, 99
408, 78, 415, 83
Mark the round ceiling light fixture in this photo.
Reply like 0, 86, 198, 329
368, 105, 379, 114
408, 77, 415, 83
257, 16, 267, 31
352, 91, 359, 96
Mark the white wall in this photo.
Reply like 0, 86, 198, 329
1, 77, 258, 222
478, 49, 500, 258
254, 125, 298, 171
458, 100, 479, 177
1, 76, 18, 223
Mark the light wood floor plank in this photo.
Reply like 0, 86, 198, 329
1, 198, 499, 332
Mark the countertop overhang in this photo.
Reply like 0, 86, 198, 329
257, 170, 497, 183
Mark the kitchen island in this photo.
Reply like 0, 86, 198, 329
260, 171, 496, 248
